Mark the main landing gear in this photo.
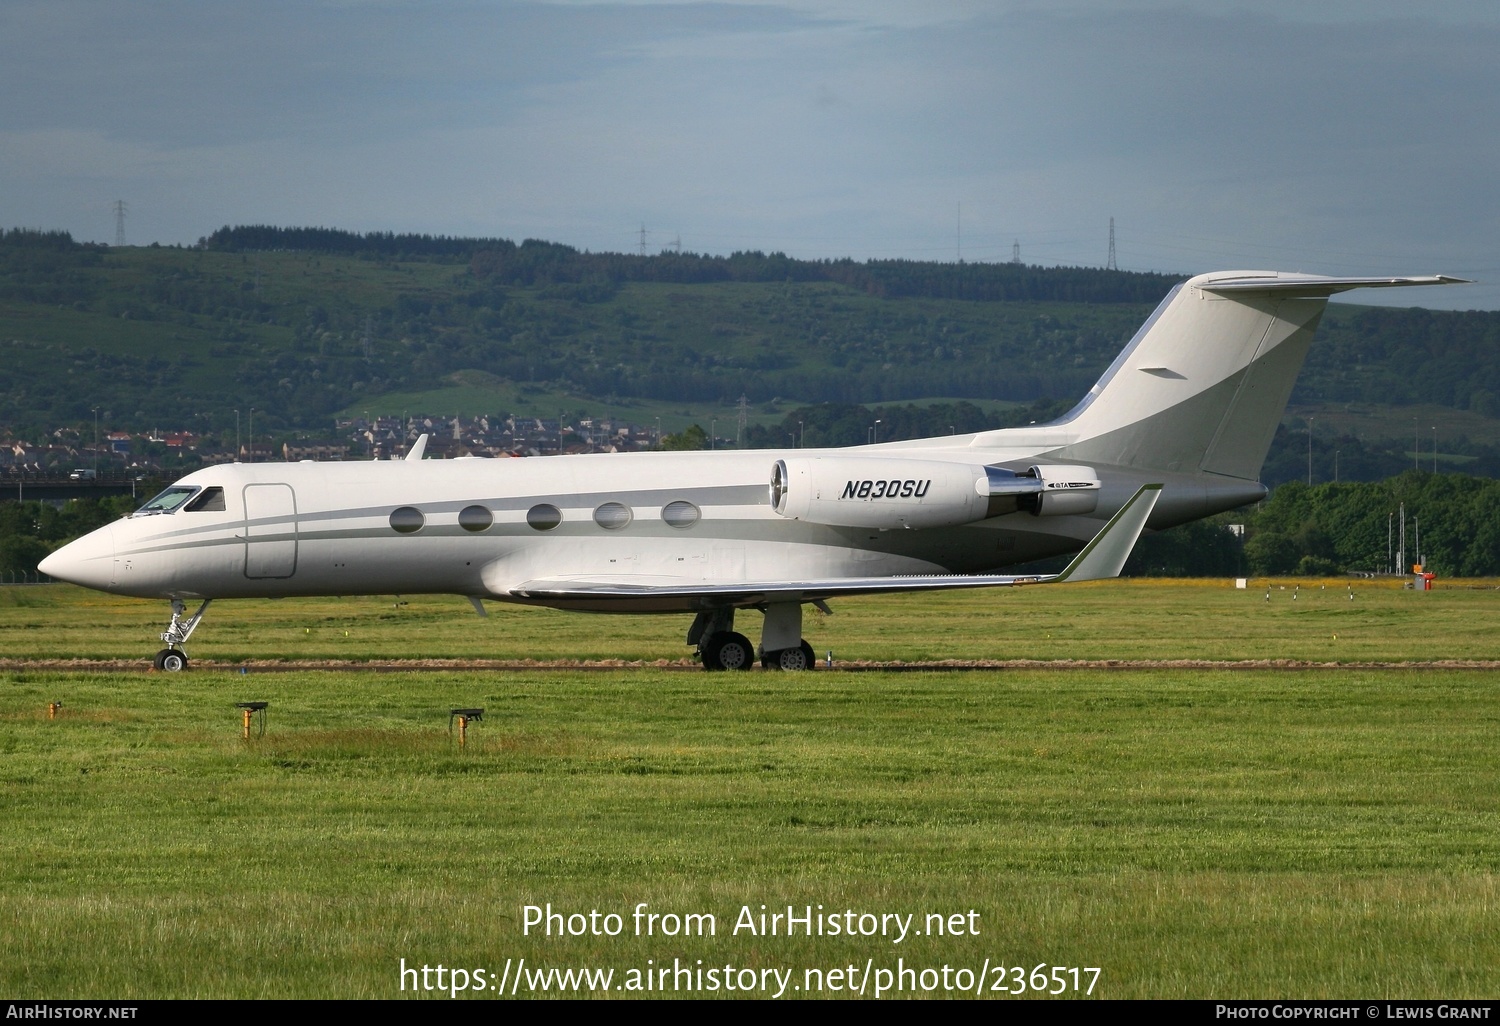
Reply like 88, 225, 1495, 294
688, 603, 818, 672
153, 598, 211, 672
702, 630, 755, 671
763, 640, 817, 671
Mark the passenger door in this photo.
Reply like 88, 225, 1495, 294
243, 484, 298, 579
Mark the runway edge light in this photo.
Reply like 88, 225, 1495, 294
450, 707, 485, 747
235, 701, 268, 740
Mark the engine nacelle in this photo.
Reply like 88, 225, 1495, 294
972, 464, 1101, 517
1020, 464, 1101, 517
771, 457, 988, 529
769, 458, 1099, 529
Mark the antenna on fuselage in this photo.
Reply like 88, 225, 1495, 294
406, 434, 429, 461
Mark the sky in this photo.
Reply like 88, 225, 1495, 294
2, 0, 1496, 309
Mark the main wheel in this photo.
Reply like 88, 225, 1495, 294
766, 639, 817, 671
702, 631, 754, 671
799, 639, 816, 668
154, 649, 188, 672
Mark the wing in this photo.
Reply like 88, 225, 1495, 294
508, 484, 1162, 608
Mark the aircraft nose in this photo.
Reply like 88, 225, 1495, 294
39, 523, 115, 590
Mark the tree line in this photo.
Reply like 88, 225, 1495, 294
4, 470, 1498, 579
206, 225, 1181, 303
7, 228, 1500, 473
0, 496, 135, 579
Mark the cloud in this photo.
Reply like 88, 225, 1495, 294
1, 1, 1494, 308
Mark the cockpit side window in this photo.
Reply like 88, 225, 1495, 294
184, 486, 226, 512
135, 487, 198, 515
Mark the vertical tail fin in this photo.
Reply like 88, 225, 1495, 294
1045, 272, 1465, 480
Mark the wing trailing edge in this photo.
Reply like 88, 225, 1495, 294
508, 485, 1162, 607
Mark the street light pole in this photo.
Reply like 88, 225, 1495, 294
92, 407, 99, 478
1307, 415, 1314, 486
234, 409, 240, 462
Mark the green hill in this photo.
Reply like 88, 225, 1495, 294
2, 226, 1498, 464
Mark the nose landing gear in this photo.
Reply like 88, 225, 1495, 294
153, 598, 211, 672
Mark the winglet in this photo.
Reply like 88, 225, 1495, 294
406, 434, 429, 461
1051, 484, 1163, 583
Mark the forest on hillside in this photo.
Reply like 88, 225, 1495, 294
3, 226, 1499, 486
204, 225, 1181, 303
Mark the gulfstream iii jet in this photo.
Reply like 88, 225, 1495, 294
40, 270, 1464, 671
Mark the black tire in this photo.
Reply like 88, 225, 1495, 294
702, 633, 725, 671
159, 650, 188, 672
152, 649, 169, 670
703, 631, 754, 671
767, 640, 816, 671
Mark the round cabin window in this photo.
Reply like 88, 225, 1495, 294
526, 504, 563, 531
593, 502, 632, 530
661, 500, 700, 528
458, 505, 493, 532
389, 506, 424, 534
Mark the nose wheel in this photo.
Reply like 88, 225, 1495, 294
153, 598, 211, 672
153, 649, 189, 672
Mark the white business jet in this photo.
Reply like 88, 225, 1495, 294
40, 270, 1464, 671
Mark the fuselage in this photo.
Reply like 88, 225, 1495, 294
37, 269, 1464, 667
41, 439, 1261, 612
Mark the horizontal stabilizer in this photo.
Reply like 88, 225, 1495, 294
1198, 273, 1470, 295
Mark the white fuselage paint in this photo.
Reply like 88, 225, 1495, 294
45, 271, 1460, 616
56, 444, 1239, 611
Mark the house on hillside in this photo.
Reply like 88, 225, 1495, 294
282, 443, 350, 461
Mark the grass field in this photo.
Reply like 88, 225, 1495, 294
3, 581, 1499, 999
0, 577, 1494, 666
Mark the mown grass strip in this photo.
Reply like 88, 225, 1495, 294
2, 665, 1497, 998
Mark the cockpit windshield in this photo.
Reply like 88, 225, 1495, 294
135, 486, 198, 515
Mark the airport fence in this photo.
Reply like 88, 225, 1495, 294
0, 572, 55, 585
